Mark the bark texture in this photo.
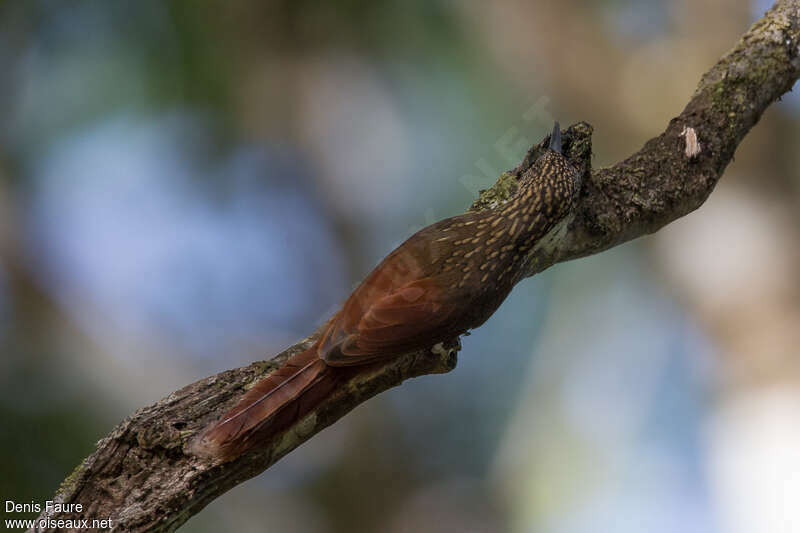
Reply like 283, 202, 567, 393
35, 2, 800, 531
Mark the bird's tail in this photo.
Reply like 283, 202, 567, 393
192, 346, 336, 461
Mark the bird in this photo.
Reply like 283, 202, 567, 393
195, 122, 582, 461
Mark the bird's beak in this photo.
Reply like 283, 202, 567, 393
549, 121, 561, 153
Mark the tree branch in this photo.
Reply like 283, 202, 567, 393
36, 2, 800, 531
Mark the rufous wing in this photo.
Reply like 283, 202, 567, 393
320, 278, 459, 366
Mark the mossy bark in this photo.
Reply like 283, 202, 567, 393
35, 2, 800, 531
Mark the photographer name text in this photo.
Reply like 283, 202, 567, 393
4, 500, 113, 530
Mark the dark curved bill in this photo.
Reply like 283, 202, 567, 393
549, 121, 561, 153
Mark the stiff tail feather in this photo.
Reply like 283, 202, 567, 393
191, 346, 336, 461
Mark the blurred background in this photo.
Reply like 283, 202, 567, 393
1, 1, 798, 532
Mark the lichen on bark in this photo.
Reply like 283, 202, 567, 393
35, 2, 800, 531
